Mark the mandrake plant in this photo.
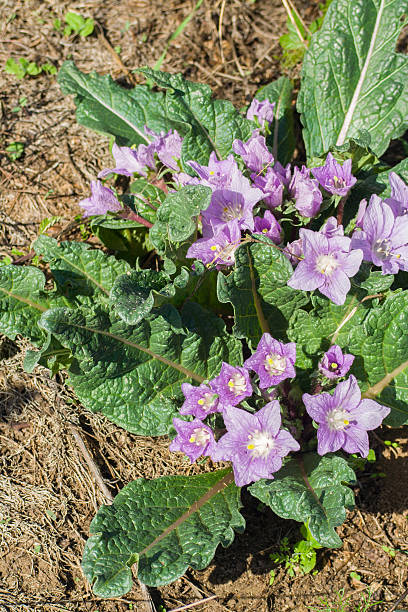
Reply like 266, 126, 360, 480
1, 0, 408, 597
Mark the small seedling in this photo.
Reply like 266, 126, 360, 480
270, 526, 321, 578
4, 57, 56, 79
12, 96, 28, 113
349, 571, 362, 581
6, 141, 25, 160
63, 12, 94, 38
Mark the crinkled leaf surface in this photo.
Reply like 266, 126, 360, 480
217, 241, 308, 348
255, 76, 295, 165
249, 454, 355, 548
149, 185, 212, 254
57, 61, 167, 146
39, 301, 242, 435
34, 235, 130, 302
139, 68, 253, 170
111, 269, 175, 325
0, 265, 50, 346
298, 0, 408, 157
82, 469, 243, 594
348, 291, 408, 426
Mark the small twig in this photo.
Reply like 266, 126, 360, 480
68, 424, 114, 504
168, 595, 218, 612
285, 0, 312, 36
281, 0, 308, 49
388, 586, 408, 612
94, 21, 137, 85
218, 0, 227, 64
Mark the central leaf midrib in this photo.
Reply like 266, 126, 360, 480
0, 285, 48, 312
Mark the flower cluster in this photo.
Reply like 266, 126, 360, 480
169, 334, 389, 487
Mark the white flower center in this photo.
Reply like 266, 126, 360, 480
246, 429, 276, 458
197, 392, 218, 411
227, 373, 247, 396
332, 175, 346, 188
315, 254, 338, 275
264, 353, 287, 376
189, 427, 211, 447
326, 408, 350, 431
222, 203, 243, 222
374, 238, 392, 260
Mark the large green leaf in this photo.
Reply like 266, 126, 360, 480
34, 235, 130, 302
82, 469, 243, 594
139, 68, 253, 170
249, 454, 355, 548
217, 241, 308, 348
255, 76, 295, 165
39, 301, 242, 435
298, 0, 408, 157
0, 265, 50, 346
348, 291, 408, 426
57, 61, 168, 146
149, 185, 212, 254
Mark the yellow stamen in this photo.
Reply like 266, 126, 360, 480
209, 170, 215, 175
247, 443, 255, 450
197, 399, 204, 405
331, 362, 338, 369
262, 228, 268, 233
343, 419, 349, 425
210, 245, 218, 251
227, 380, 234, 388
189, 435, 196, 443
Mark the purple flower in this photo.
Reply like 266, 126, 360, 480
188, 152, 240, 190
98, 142, 155, 179
319, 345, 355, 379
303, 375, 390, 457
179, 382, 220, 419
289, 166, 323, 218
287, 229, 363, 305
211, 402, 300, 486
210, 363, 253, 407
351, 195, 408, 274
154, 129, 183, 171
201, 188, 262, 234
79, 180, 122, 217
244, 334, 296, 388
253, 210, 282, 243
312, 153, 357, 196
385, 172, 408, 216
274, 162, 292, 188
170, 418, 216, 463
283, 238, 304, 266
320, 216, 344, 238
251, 168, 284, 209
233, 133, 274, 173
186, 221, 241, 267
246, 98, 275, 128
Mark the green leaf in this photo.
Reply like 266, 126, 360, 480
0, 265, 50, 346
217, 241, 308, 347
255, 77, 295, 165
149, 185, 212, 254
111, 269, 175, 325
39, 301, 242, 435
57, 61, 167, 147
287, 294, 370, 370
139, 68, 253, 170
82, 469, 243, 594
64, 12, 85, 32
348, 291, 408, 426
4, 57, 26, 79
249, 454, 355, 548
33, 235, 130, 302
298, 0, 408, 158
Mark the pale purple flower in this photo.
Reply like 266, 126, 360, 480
211, 402, 300, 487
98, 142, 155, 179
202, 188, 262, 234
253, 210, 282, 243
170, 417, 216, 463
186, 221, 241, 267
246, 98, 275, 128
351, 194, 408, 274
179, 382, 220, 419
283, 238, 304, 266
319, 345, 354, 379
287, 229, 363, 305
79, 180, 122, 217
172, 172, 200, 187
188, 152, 240, 190
210, 363, 253, 406
233, 132, 274, 173
251, 168, 284, 209
244, 334, 296, 388
312, 153, 357, 196
144, 127, 183, 171
303, 375, 390, 457
274, 161, 292, 188
355, 199, 367, 229
320, 217, 344, 238
289, 166, 323, 218
385, 172, 408, 217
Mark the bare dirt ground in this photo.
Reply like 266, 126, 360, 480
0, 1, 407, 611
